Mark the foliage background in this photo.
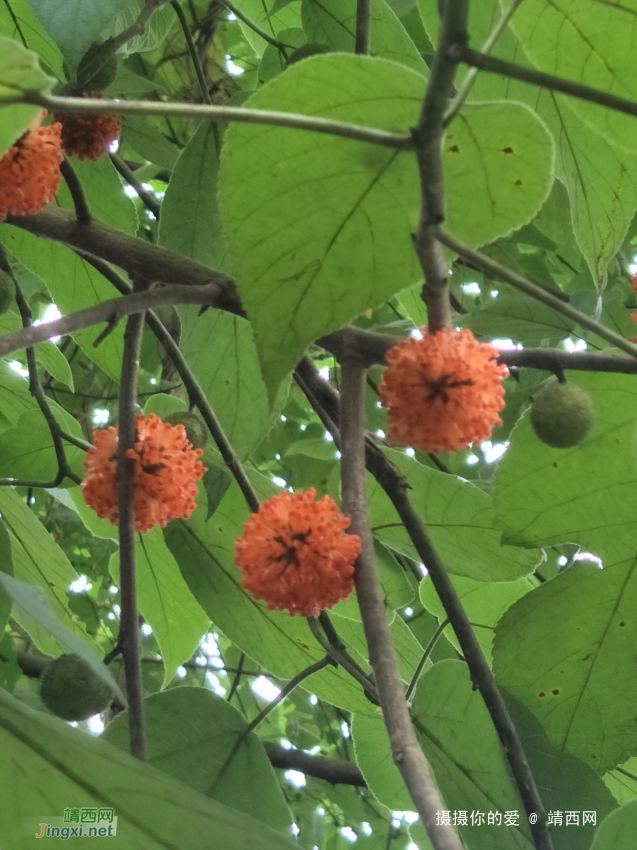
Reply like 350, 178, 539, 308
1, 1, 637, 849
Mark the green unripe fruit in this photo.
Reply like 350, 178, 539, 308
164, 411, 207, 450
287, 43, 332, 66
76, 41, 118, 92
529, 381, 595, 449
40, 654, 114, 721
0, 272, 16, 316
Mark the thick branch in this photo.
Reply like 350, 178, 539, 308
14, 93, 413, 151
264, 743, 366, 787
339, 358, 462, 850
117, 309, 146, 760
412, 0, 469, 332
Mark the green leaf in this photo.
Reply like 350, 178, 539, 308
0, 407, 85, 482
121, 115, 181, 170
511, 0, 637, 156
159, 121, 227, 271
70, 493, 210, 689
0, 35, 55, 155
493, 372, 637, 562
0, 520, 14, 635
0, 572, 124, 702
0, 0, 64, 79
177, 307, 289, 458
164, 480, 378, 715
111, 529, 210, 688
464, 293, 574, 344
25, 0, 130, 68
443, 102, 554, 248
110, 0, 176, 54
301, 0, 426, 72
591, 802, 637, 850
605, 758, 637, 806
259, 28, 305, 83
419, 573, 534, 665
493, 560, 637, 772
0, 687, 299, 850
1, 226, 124, 381
55, 156, 138, 235
370, 450, 538, 581
0, 488, 88, 657
103, 687, 291, 833
220, 55, 553, 398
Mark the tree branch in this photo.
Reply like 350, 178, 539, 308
338, 358, 463, 850
117, 307, 146, 760
110, 154, 162, 220
264, 743, 366, 787
451, 43, 637, 124
218, 0, 291, 53
13, 92, 413, 151
170, 0, 211, 104
59, 159, 92, 226
411, 0, 469, 332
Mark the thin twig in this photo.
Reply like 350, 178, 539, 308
411, 0, 469, 332
0, 283, 226, 361
117, 306, 146, 761
13, 93, 414, 151
444, 0, 526, 125
218, 0, 290, 53
405, 618, 449, 702
225, 652, 245, 702
451, 43, 637, 124
110, 153, 162, 220
307, 616, 378, 701
355, 0, 372, 55
59, 159, 92, 225
338, 357, 462, 850
264, 742, 366, 787
242, 656, 333, 736
436, 228, 637, 363
170, 0, 211, 104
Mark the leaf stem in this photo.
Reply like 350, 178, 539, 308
170, 0, 211, 104
405, 618, 449, 702
355, 0, 372, 55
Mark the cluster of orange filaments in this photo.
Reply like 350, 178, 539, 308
379, 328, 508, 453
0, 113, 63, 221
55, 93, 121, 161
235, 488, 361, 617
82, 413, 206, 533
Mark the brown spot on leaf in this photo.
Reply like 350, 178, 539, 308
448, 145, 460, 153
552, 689, 560, 696
619, 621, 626, 627
503, 146, 514, 154
538, 692, 546, 698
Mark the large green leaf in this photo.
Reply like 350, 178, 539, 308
301, 0, 426, 72
0, 688, 299, 850
0, 487, 89, 656
110, 0, 176, 54
493, 560, 637, 772
0, 407, 85, 482
103, 687, 291, 833
493, 372, 637, 563
71, 492, 210, 689
0, 35, 54, 155
221, 54, 552, 397
464, 293, 574, 344
419, 572, 534, 665
511, 0, 637, 156
0, 360, 38, 429
1, 226, 124, 381
233, 0, 301, 57
370, 450, 539, 581
26, 0, 130, 67
164, 480, 380, 715
0, 521, 13, 635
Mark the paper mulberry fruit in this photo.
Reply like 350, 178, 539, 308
529, 381, 595, 449
55, 92, 121, 161
40, 654, 114, 721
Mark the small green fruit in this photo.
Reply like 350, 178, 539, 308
40, 654, 114, 721
164, 411, 207, 450
76, 41, 118, 92
529, 381, 595, 448
0, 272, 15, 316
287, 43, 332, 66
